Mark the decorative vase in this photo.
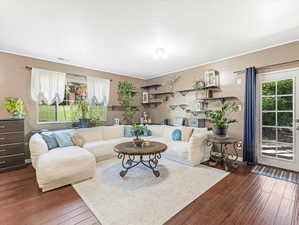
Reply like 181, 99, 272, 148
11, 112, 23, 119
133, 138, 144, 147
79, 118, 90, 128
212, 125, 228, 138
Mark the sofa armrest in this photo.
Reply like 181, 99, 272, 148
188, 133, 208, 166
29, 134, 49, 168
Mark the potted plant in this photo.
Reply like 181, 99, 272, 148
3, 97, 26, 119
206, 102, 239, 138
193, 80, 205, 91
78, 100, 90, 128
118, 81, 138, 124
132, 124, 145, 146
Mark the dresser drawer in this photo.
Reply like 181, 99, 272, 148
0, 120, 24, 133
0, 133, 24, 145
0, 154, 25, 168
0, 143, 24, 156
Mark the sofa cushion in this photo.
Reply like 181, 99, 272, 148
84, 137, 131, 161
72, 134, 85, 147
147, 125, 164, 137
36, 146, 95, 185
103, 126, 124, 140
74, 127, 103, 143
41, 133, 59, 150
191, 127, 208, 136
54, 132, 73, 147
162, 140, 189, 161
171, 129, 182, 141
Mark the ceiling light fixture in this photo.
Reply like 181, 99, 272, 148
154, 48, 168, 60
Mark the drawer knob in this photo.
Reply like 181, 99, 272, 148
0, 126, 5, 129
0, 161, 6, 165
0, 138, 5, 140
0, 149, 6, 152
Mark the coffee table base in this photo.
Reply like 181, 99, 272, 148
117, 152, 162, 177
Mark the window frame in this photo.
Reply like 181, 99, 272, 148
36, 75, 108, 124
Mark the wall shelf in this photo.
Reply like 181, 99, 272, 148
108, 105, 138, 111
201, 96, 238, 103
142, 102, 162, 107
150, 91, 175, 96
140, 84, 162, 90
177, 86, 220, 96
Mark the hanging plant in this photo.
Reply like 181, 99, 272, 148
118, 81, 138, 124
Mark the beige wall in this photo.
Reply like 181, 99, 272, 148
0, 52, 145, 157
144, 41, 299, 144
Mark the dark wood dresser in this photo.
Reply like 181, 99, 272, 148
0, 119, 26, 172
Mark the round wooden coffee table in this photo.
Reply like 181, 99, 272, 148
114, 141, 167, 177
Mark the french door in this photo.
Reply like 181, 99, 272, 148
257, 68, 299, 172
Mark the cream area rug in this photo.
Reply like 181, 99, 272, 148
73, 158, 229, 225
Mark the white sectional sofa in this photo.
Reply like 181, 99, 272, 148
29, 125, 210, 192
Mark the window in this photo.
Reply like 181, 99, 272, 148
38, 75, 107, 123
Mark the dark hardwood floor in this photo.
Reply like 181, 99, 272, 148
1, 163, 298, 225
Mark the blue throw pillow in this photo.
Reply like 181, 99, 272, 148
54, 132, 73, 147
124, 126, 134, 137
41, 133, 59, 150
172, 129, 182, 141
143, 128, 152, 136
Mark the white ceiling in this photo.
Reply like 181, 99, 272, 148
1, 0, 299, 79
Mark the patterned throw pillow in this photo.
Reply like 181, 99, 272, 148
54, 132, 74, 147
124, 126, 134, 137
171, 129, 182, 141
40, 133, 59, 150
181, 127, 193, 142
72, 134, 85, 147
143, 128, 152, 136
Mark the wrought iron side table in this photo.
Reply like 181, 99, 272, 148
207, 136, 242, 171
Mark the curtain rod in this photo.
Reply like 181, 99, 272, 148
233, 59, 299, 74
25, 66, 112, 82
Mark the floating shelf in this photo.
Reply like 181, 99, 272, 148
142, 102, 162, 107
201, 96, 238, 103
177, 86, 220, 96
140, 84, 162, 90
108, 105, 138, 111
150, 91, 175, 96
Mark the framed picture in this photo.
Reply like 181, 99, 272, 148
142, 92, 149, 103
205, 70, 219, 87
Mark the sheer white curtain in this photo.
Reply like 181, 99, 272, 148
31, 68, 66, 105
87, 76, 110, 106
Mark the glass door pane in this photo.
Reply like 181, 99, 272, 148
261, 79, 294, 160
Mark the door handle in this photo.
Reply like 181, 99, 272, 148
0, 138, 5, 140
0, 161, 6, 165
0, 126, 5, 129
0, 149, 6, 152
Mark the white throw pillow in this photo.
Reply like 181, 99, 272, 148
147, 125, 164, 137
103, 126, 124, 140
192, 128, 208, 136
74, 127, 103, 143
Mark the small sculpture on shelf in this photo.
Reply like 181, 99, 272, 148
140, 112, 152, 125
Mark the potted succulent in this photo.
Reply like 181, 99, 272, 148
3, 97, 26, 119
132, 124, 145, 147
206, 102, 239, 138
78, 100, 90, 128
